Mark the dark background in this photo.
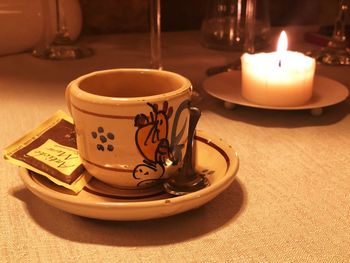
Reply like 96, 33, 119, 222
79, 0, 343, 35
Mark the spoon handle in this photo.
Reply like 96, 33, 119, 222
181, 107, 201, 176
163, 107, 209, 195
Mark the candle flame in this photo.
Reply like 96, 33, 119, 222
277, 31, 288, 52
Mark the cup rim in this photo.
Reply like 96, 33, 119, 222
68, 68, 192, 105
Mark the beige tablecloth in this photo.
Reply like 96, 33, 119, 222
1, 26, 350, 262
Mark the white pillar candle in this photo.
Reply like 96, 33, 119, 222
241, 31, 316, 107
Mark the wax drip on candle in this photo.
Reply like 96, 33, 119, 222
277, 31, 288, 68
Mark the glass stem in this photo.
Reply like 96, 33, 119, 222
244, 0, 256, 54
150, 0, 162, 70
55, 0, 60, 34
327, 0, 349, 49
33, 0, 52, 54
54, 0, 70, 44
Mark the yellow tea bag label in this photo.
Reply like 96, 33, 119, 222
27, 139, 81, 176
4, 110, 90, 193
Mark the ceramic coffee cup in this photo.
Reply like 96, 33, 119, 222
66, 68, 192, 189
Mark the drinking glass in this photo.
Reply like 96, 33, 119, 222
201, 0, 270, 51
150, 0, 162, 70
205, 0, 258, 76
307, 0, 350, 66
32, 0, 93, 60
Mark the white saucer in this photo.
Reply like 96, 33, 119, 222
203, 71, 349, 114
19, 130, 239, 221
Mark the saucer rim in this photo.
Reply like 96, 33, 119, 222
203, 71, 349, 110
19, 130, 239, 219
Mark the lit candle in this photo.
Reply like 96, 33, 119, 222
241, 31, 316, 107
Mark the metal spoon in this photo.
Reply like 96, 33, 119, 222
206, 59, 241, 76
163, 107, 210, 195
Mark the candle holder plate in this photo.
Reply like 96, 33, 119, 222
203, 71, 349, 115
